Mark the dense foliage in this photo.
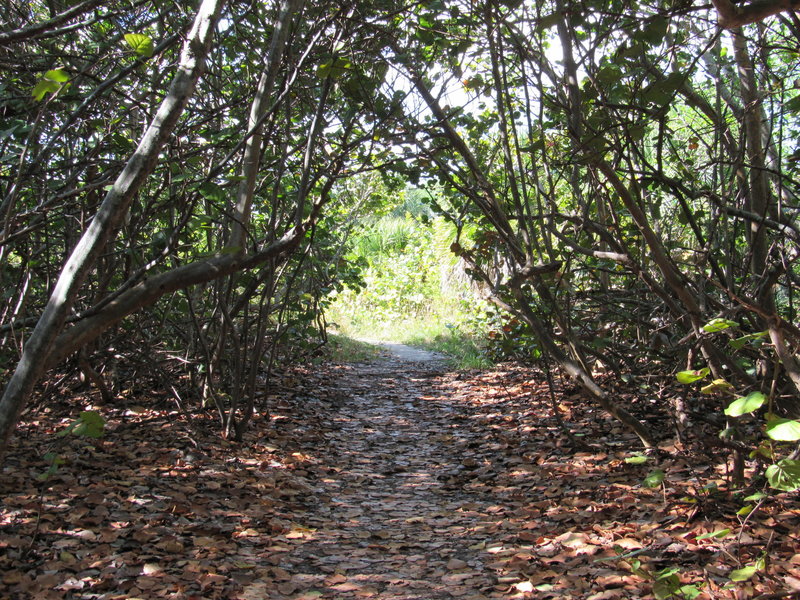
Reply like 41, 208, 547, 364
2, 0, 800, 494
328, 189, 492, 366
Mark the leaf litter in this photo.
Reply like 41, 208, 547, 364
1, 352, 799, 599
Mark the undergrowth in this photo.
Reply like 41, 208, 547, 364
326, 192, 495, 370
321, 333, 383, 364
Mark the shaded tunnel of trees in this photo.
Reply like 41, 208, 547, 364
2, 0, 800, 481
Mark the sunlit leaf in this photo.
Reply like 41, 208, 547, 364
625, 455, 649, 464
58, 410, 106, 438
701, 379, 735, 395
317, 57, 352, 79
676, 368, 709, 384
729, 565, 758, 582
702, 318, 737, 333
729, 330, 768, 351
677, 584, 703, 600
765, 418, 800, 441
765, 459, 800, 491
74, 410, 106, 438
31, 79, 60, 101
696, 528, 730, 540
743, 492, 767, 502
724, 391, 766, 417
655, 566, 680, 580
124, 33, 155, 57
643, 469, 665, 488
44, 68, 70, 83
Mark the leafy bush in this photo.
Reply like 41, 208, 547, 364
327, 205, 494, 366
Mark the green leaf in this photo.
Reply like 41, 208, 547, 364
736, 504, 753, 517
45, 68, 70, 83
724, 392, 766, 417
637, 16, 669, 45
755, 554, 767, 571
729, 330, 768, 351
677, 584, 703, 600
701, 379, 735, 395
696, 528, 730, 540
765, 459, 800, 492
198, 182, 226, 203
743, 492, 767, 502
629, 558, 646, 577
317, 57, 352, 79
765, 418, 800, 441
749, 442, 773, 460
536, 13, 560, 31
124, 33, 155, 57
74, 410, 106, 438
37, 458, 63, 481
625, 455, 649, 465
702, 318, 737, 333
59, 410, 106, 438
785, 95, 800, 114
729, 565, 758, 582
676, 368, 710, 384
655, 567, 680, 580
699, 481, 718, 494
31, 79, 60, 101
653, 574, 680, 600
643, 469, 665, 488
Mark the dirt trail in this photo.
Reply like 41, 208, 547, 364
5, 344, 797, 599
247, 348, 501, 599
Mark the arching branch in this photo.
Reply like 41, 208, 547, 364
711, 0, 800, 28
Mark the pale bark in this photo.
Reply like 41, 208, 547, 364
229, 0, 303, 249
0, 0, 226, 456
711, 0, 800, 28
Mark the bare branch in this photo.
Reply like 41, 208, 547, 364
711, 0, 800, 28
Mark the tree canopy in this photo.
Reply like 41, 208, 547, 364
2, 0, 800, 466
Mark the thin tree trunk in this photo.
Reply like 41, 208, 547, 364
229, 0, 302, 249
732, 27, 773, 297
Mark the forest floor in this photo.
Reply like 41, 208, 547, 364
1, 345, 799, 599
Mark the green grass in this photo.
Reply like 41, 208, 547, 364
323, 333, 384, 363
328, 310, 493, 370
405, 329, 491, 370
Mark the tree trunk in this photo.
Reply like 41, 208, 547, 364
229, 0, 302, 249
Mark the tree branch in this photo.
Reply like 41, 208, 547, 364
0, 0, 105, 45
711, 0, 800, 28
